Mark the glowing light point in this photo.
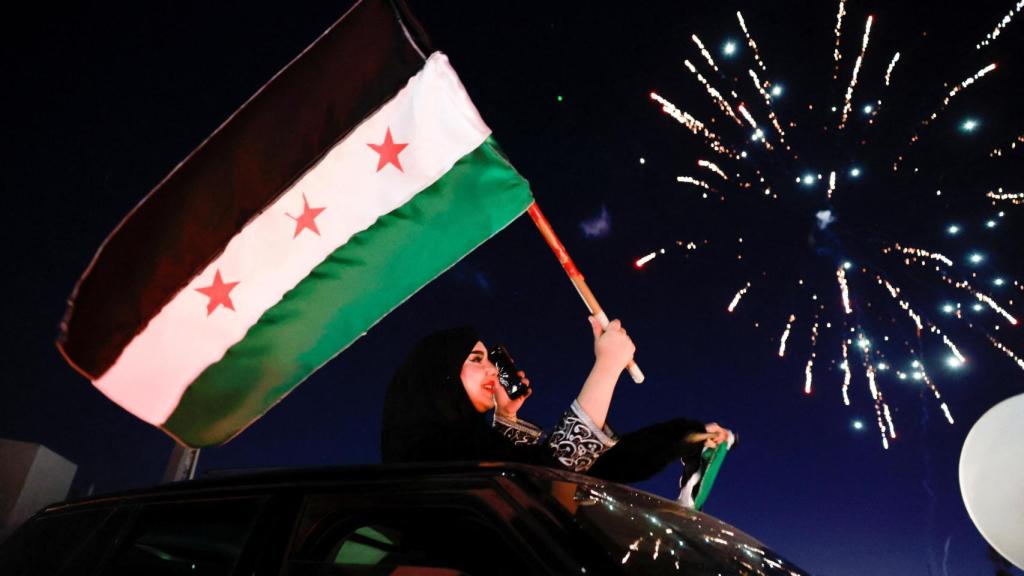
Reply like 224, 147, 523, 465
947, 224, 960, 235
961, 119, 978, 132
986, 220, 996, 228
994, 278, 1005, 286
863, 104, 874, 114
852, 420, 865, 431
802, 174, 815, 185
740, 151, 748, 158
911, 360, 921, 368
942, 304, 955, 314
723, 41, 737, 56
877, 363, 888, 371
770, 85, 783, 97
556, 95, 564, 103
850, 167, 861, 177
639, 157, 646, 165
842, 261, 853, 270
946, 357, 963, 368
972, 303, 984, 312
912, 371, 923, 381
968, 253, 984, 264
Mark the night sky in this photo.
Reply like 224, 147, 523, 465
3, 1, 1023, 575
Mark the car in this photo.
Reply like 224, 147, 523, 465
0, 462, 808, 575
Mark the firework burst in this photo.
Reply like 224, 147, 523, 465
640, 3, 1023, 448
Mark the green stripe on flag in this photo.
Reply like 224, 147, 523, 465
163, 137, 532, 446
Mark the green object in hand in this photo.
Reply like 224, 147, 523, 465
694, 442, 730, 511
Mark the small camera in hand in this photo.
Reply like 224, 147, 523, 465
488, 344, 530, 399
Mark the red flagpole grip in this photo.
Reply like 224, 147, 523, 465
526, 202, 645, 383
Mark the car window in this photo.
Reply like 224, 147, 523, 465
0, 507, 116, 576
286, 494, 531, 576
98, 497, 263, 576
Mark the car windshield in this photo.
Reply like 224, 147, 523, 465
531, 473, 807, 576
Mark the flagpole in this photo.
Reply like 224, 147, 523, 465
526, 202, 645, 383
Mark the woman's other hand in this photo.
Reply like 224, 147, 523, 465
494, 370, 532, 421
703, 422, 732, 449
589, 316, 636, 372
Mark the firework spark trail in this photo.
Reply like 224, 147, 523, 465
839, 15, 874, 129
737, 103, 758, 130
728, 282, 751, 312
920, 368, 955, 424
929, 273, 1020, 326
989, 135, 1024, 157
832, 0, 847, 81
737, 11, 768, 74
974, 292, 1019, 325
683, 60, 742, 125
677, 176, 714, 192
650, 92, 735, 157
827, 171, 837, 200
884, 52, 901, 86
986, 188, 1024, 204
804, 319, 820, 394
636, 252, 658, 268
779, 314, 796, 357
986, 333, 1024, 370
748, 69, 788, 142
874, 52, 901, 116
698, 159, 729, 180
910, 63, 998, 143
691, 34, 720, 73
880, 277, 923, 331
841, 340, 852, 405
634, 241, 707, 269
877, 275, 969, 364
883, 402, 896, 439
856, 333, 897, 444
837, 267, 853, 314
940, 333, 966, 363
885, 244, 954, 266
737, 103, 773, 150
976, 0, 1024, 50
864, 362, 891, 449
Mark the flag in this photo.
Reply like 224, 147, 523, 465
57, 0, 533, 447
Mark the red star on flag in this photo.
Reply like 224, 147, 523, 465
287, 193, 326, 238
367, 127, 408, 172
195, 269, 239, 316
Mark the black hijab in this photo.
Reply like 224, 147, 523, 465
380, 327, 497, 463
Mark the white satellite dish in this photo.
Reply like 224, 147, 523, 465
959, 393, 1024, 569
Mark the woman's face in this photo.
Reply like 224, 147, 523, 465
460, 341, 498, 413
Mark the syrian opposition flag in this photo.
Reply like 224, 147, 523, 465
57, 0, 533, 447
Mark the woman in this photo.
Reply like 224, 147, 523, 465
380, 317, 732, 485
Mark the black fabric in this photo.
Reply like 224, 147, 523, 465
380, 327, 709, 484
586, 418, 707, 483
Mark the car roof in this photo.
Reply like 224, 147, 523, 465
41, 461, 584, 513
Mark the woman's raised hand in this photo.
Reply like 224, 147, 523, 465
589, 316, 636, 372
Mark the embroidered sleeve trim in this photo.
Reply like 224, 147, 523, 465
547, 399, 619, 472
493, 413, 544, 446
